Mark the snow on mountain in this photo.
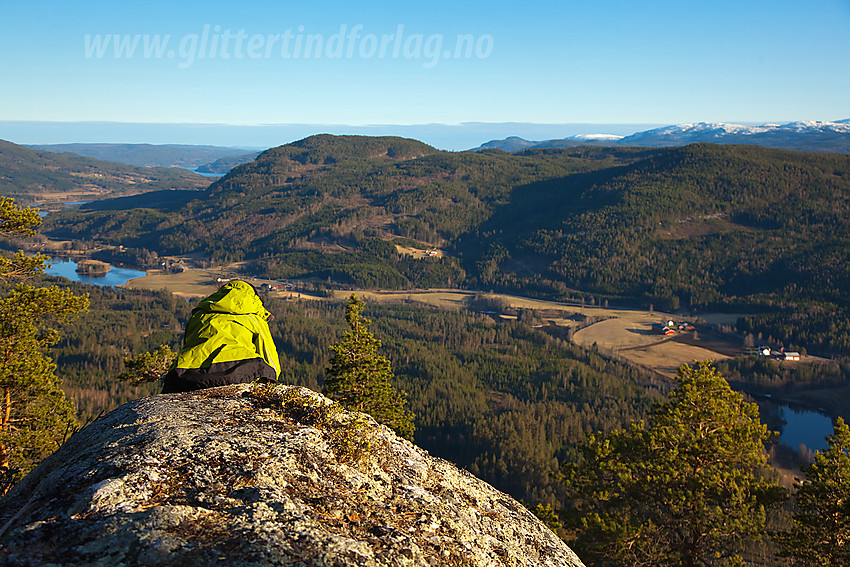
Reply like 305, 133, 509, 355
570, 133, 625, 141
782, 120, 850, 133
472, 120, 850, 154
617, 120, 850, 152
626, 120, 850, 140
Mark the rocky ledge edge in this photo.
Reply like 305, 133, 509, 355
0, 384, 584, 567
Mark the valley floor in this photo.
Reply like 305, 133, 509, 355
122, 266, 756, 379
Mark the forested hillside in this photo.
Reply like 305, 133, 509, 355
43, 135, 655, 283
28, 142, 257, 170
42, 135, 850, 355
46, 280, 192, 419
0, 139, 210, 205
464, 144, 850, 355
49, 279, 659, 507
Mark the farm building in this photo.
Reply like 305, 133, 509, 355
652, 322, 676, 336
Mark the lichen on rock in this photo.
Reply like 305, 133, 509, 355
0, 384, 585, 566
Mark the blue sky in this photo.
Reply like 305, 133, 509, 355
0, 0, 848, 148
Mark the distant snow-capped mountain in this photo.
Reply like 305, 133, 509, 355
571, 133, 625, 141
474, 120, 850, 154
620, 120, 850, 145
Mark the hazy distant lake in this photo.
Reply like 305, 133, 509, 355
45, 258, 145, 287
191, 168, 226, 177
33, 201, 89, 217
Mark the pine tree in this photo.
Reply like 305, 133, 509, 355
563, 361, 785, 567
778, 417, 850, 566
0, 197, 50, 281
0, 197, 88, 494
117, 344, 177, 384
324, 294, 414, 440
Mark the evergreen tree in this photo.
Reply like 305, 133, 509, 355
0, 197, 88, 494
117, 344, 177, 385
0, 197, 49, 280
778, 417, 850, 566
324, 294, 414, 440
563, 361, 785, 567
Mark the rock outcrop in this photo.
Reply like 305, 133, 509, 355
0, 384, 585, 566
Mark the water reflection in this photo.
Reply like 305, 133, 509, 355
756, 397, 834, 453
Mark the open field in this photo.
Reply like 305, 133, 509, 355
331, 289, 638, 321
569, 313, 734, 378
122, 269, 219, 299
123, 268, 331, 302
330, 289, 471, 309
617, 338, 732, 377
329, 289, 734, 377
394, 244, 444, 259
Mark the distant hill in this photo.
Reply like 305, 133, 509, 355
45, 134, 630, 275
475, 134, 625, 152
474, 120, 850, 154
194, 151, 261, 174
44, 134, 850, 355
27, 142, 260, 171
0, 139, 211, 206
475, 136, 540, 152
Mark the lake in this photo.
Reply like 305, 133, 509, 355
756, 397, 835, 453
777, 405, 834, 453
33, 201, 89, 217
45, 258, 146, 287
192, 168, 226, 177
